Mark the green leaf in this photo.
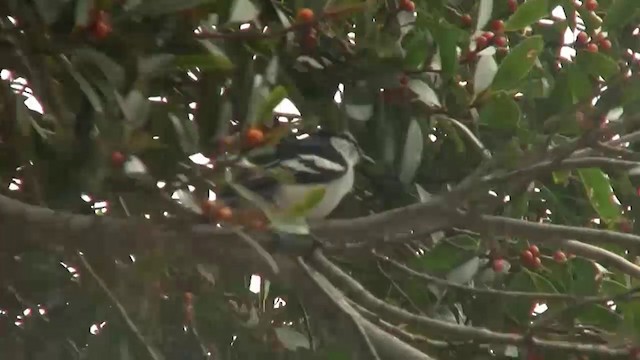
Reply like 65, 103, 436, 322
602, 0, 640, 32
74, 0, 94, 28
568, 258, 599, 296
168, 113, 199, 154
430, 21, 463, 78
257, 86, 287, 125
575, 50, 619, 81
577, 305, 622, 331
504, 0, 550, 31
131, 0, 214, 17
552, 170, 571, 185
403, 31, 429, 70
285, 187, 326, 217
398, 118, 424, 185
479, 92, 521, 131
175, 54, 234, 72
577, 168, 623, 226
491, 36, 544, 91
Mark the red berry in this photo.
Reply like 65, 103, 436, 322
586, 43, 599, 52
584, 0, 598, 11
476, 35, 489, 49
184, 292, 194, 303
200, 200, 213, 216
532, 256, 542, 269
461, 14, 473, 27
491, 19, 504, 32
492, 259, 505, 272
553, 250, 567, 264
296, 8, 314, 23
91, 11, 112, 39
399, 75, 409, 86
507, 0, 518, 13
245, 128, 265, 147
213, 205, 233, 222
521, 250, 534, 265
576, 31, 589, 45
400, 0, 415, 12
600, 39, 612, 51
111, 151, 126, 167
528, 245, 540, 257
483, 31, 495, 41
494, 35, 508, 47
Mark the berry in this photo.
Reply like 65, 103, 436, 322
93, 20, 112, 39
483, 31, 495, 42
400, 0, 415, 12
553, 250, 567, 263
296, 8, 314, 23
200, 200, 214, 216
586, 43, 599, 53
492, 259, 504, 272
584, 0, 598, 11
111, 151, 126, 167
576, 31, 589, 45
476, 35, 489, 49
494, 35, 508, 47
213, 205, 233, 222
507, 0, 518, 13
461, 14, 473, 27
600, 39, 612, 51
532, 256, 542, 269
184, 292, 194, 303
521, 250, 535, 265
528, 245, 540, 258
491, 19, 504, 32
399, 75, 409, 86
245, 128, 265, 147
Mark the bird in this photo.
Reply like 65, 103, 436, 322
222, 130, 371, 220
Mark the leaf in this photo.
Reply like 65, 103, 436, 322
476, 0, 494, 31
274, 327, 311, 351
61, 57, 104, 114
504, 0, 549, 31
138, 54, 176, 78
257, 86, 288, 125
285, 187, 326, 217
398, 118, 424, 185
479, 92, 521, 131
71, 48, 125, 89
446, 256, 481, 285
33, 0, 70, 25
568, 257, 599, 295
491, 35, 544, 91
168, 113, 199, 154
567, 63, 592, 103
602, 0, 640, 32
176, 53, 234, 72
474, 54, 498, 95
345, 104, 374, 122
228, 0, 260, 23
408, 79, 441, 107
131, 0, 214, 16
117, 88, 150, 130
403, 31, 429, 69
74, 0, 94, 28
577, 168, 623, 226
123, 156, 148, 179
430, 20, 464, 78
575, 50, 619, 81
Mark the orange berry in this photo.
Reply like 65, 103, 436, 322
245, 128, 265, 147
576, 31, 589, 45
399, 0, 415, 12
494, 35, 507, 47
111, 151, 126, 167
461, 14, 473, 27
528, 245, 540, 257
553, 250, 567, 264
586, 43, 599, 53
491, 19, 504, 32
214, 206, 233, 222
296, 8, 314, 23
492, 259, 504, 272
584, 0, 598, 11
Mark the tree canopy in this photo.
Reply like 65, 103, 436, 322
3, 0, 640, 359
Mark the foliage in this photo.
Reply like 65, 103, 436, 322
1, 0, 640, 359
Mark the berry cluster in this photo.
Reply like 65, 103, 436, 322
576, 31, 611, 53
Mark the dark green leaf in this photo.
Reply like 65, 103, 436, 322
131, 0, 214, 17
479, 92, 521, 131
403, 31, 429, 70
491, 36, 544, 91
576, 50, 619, 81
504, 0, 550, 31
257, 86, 288, 125
602, 0, 640, 32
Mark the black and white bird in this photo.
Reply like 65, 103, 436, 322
226, 130, 370, 220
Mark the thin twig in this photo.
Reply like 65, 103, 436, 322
376, 260, 425, 315
78, 253, 164, 360
310, 250, 631, 357
230, 228, 279, 275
